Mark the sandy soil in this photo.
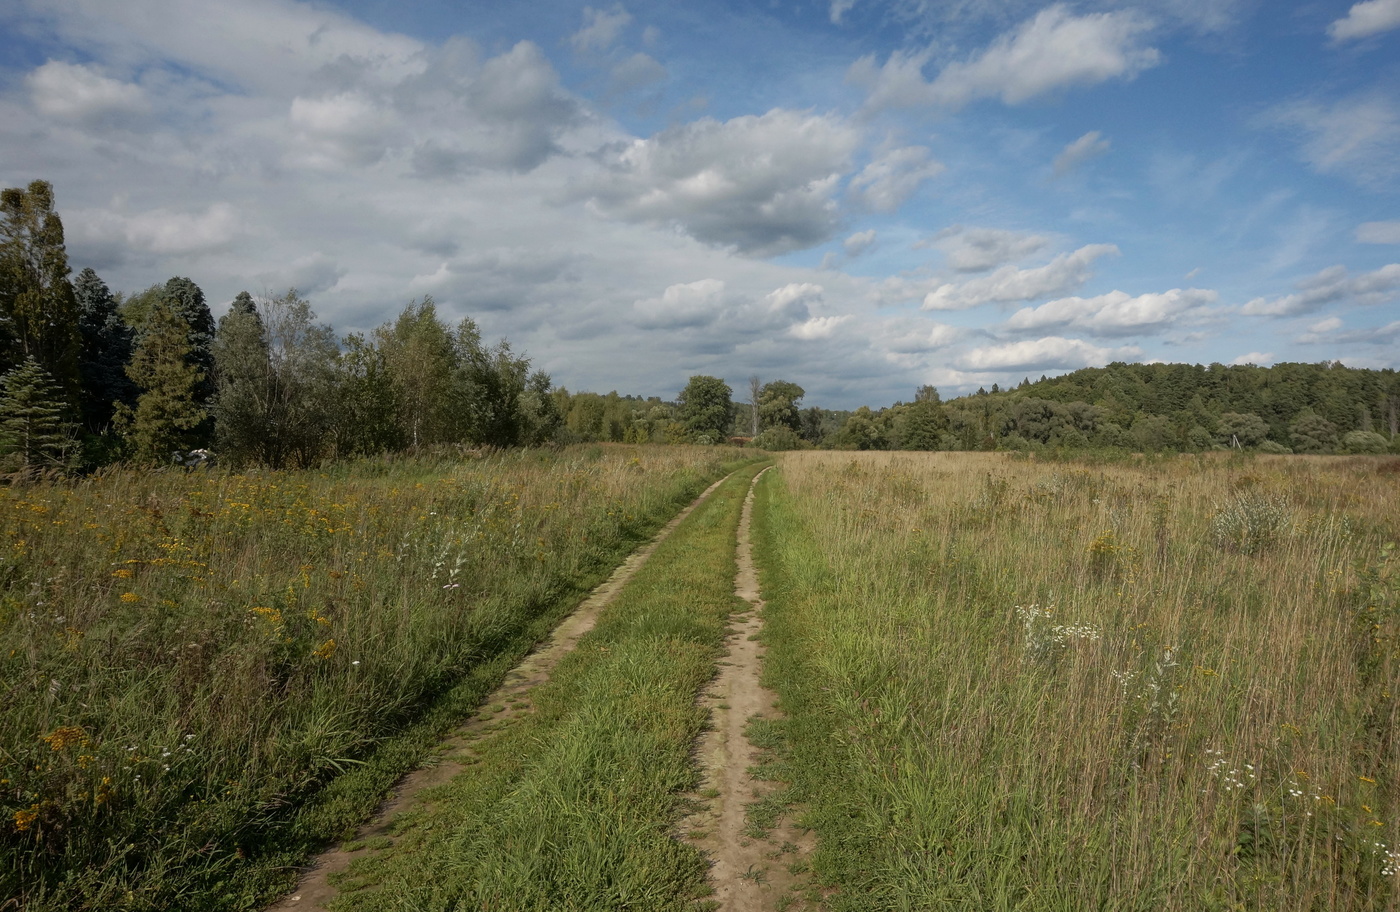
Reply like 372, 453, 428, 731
681, 467, 817, 911
266, 472, 734, 911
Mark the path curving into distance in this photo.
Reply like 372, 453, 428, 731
682, 466, 816, 911
267, 470, 737, 912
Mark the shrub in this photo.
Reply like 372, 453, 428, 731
1212, 491, 1291, 554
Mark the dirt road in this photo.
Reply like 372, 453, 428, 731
267, 472, 734, 911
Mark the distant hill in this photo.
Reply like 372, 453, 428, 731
934, 361, 1399, 453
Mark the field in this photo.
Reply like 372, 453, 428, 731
4, 447, 1398, 911
1, 445, 746, 911
754, 451, 1400, 910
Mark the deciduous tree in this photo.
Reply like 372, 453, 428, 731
678, 375, 733, 443
758, 380, 804, 432
0, 180, 81, 399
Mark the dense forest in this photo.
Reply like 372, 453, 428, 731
3, 178, 1398, 473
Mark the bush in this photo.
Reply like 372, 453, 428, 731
751, 426, 803, 451
1212, 492, 1291, 555
1341, 430, 1389, 455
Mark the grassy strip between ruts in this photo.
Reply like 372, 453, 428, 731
326, 461, 768, 912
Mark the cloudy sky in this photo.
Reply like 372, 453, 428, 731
2, 0, 1398, 407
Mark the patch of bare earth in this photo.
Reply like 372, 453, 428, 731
267, 473, 733, 911
681, 468, 817, 911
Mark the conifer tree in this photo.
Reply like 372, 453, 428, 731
211, 291, 271, 466
119, 302, 207, 463
74, 267, 137, 434
161, 277, 216, 407
0, 356, 77, 472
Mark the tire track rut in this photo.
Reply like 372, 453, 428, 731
682, 467, 816, 911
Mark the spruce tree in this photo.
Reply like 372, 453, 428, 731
119, 302, 207, 463
211, 292, 271, 466
161, 277, 216, 407
0, 356, 77, 472
74, 267, 137, 434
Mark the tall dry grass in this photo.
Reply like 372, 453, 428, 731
755, 451, 1400, 910
2, 444, 741, 911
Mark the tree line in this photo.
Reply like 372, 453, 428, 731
0, 180, 558, 473
7, 179, 1397, 470
572, 364, 1399, 456
732, 363, 1399, 455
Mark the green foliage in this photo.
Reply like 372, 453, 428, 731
73, 268, 137, 436
0, 356, 78, 472
934, 361, 1400, 456
213, 289, 339, 468
0, 180, 81, 400
211, 292, 271, 466
329, 333, 403, 458
1290, 410, 1339, 454
1342, 430, 1390, 455
832, 406, 889, 450
160, 276, 216, 406
758, 380, 805, 432
678, 374, 734, 443
375, 298, 459, 449
118, 302, 208, 463
751, 425, 803, 450
1219, 411, 1269, 448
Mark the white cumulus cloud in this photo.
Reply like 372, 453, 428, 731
849, 5, 1160, 111
790, 315, 852, 340
1004, 287, 1218, 337
27, 60, 149, 124
633, 278, 726, 329
72, 202, 243, 256
927, 225, 1051, 272
923, 243, 1119, 310
1243, 263, 1400, 316
1328, 0, 1400, 42
958, 336, 1142, 371
584, 108, 860, 256
289, 91, 396, 166
1229, 352, 1272, 366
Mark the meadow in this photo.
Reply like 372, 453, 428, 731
753, 451, 1399, 911
1, 445, 745, 911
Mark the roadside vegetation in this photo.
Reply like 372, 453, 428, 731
326, 463, 765, 911
753, 451, 1399, 910
1, 445, 743, 911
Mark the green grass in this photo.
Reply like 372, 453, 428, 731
325, 462, 768, 911
2, 445, 753, 911
752, 451, 1400, 911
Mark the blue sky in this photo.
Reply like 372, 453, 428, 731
1, 0, 1397, 407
